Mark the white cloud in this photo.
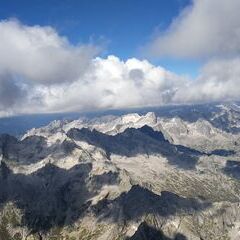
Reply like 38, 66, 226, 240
0, 20, 188, 117
25, 56, 188, 114
146, 0, 240, 59
0, 20, 98, 84
0, 19, 99, 116
1, 19, 240, 118
142, 0, 240, 105
174, 58, 240, 103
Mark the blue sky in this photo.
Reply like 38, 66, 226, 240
0, 0, 200, 76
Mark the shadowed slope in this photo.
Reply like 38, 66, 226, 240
0, 162, 95, 233
0, 134, 81, 164
0, 162, 210, 235
67, 125, 202, 169
126, 221, 187, 240
91, 184, 210, 223
0, 124, 233, 169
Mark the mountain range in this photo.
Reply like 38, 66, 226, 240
1, 103, 240, 240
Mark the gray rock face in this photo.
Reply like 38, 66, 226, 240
1, 108, 240, 240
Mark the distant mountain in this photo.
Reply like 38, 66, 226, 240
1, 102, 240, 136
0, 106, 240, 239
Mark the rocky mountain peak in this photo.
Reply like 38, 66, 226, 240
1, 106, 240, 240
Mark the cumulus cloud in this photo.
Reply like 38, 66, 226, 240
32, 56, 240, 114
174, 58, 240, 103
0, 20, 98, 84
146, 0, 240, 59
142, 0, 240, 105
28, 56, 188, 114
0, 73, 26, 110
0, 20, 188, 117
1, 19, 240, 117
0, 19, 99, 117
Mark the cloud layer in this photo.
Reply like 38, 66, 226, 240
0, 19, 240, 117
0, 20, 98, 84
0, 20, 98, 116
39, 56, 187, 113
174, 58, 240, 103
146, 0, 240, 59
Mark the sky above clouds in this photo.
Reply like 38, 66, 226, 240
0, 0, 240, 117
